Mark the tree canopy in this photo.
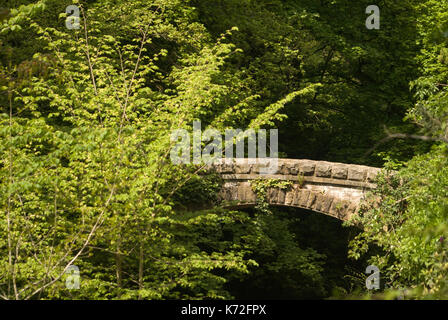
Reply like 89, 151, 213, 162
1, 0, 447, 300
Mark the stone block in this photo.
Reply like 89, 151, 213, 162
329, 200, 349, 218
315, 163, 332, 177
298, 189, 310, 207
306, 192, 317, 209
348, 167, 366, 181
332, 165, 348, 179
289, 163, 300, 175
346, 203, 358, 220
367, 168, 380, 183
292, 189, 300, 206
235, 163, 252, 174
277, 190, 286, 204
241, 183, 256, 203
237, 185, 248, 202
298, 160, 315, 176
285, 190, 295, 205
279, 162, 290, 175
321, 196, 334, 213
268, 188, 278, 204
314, 194, 326, 211
220, 160, 234, 174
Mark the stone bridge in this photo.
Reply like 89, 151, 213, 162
209, 159, 381, 221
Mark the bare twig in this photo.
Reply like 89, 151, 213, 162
364, 125, 448, 157
80, 6, 97, 96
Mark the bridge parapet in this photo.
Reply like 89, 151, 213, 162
211, 158, 380, 185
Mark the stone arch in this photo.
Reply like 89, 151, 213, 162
209, 158, 381, 221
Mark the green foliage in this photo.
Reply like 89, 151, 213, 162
227, 211, 327, 299
250, 178, 292, 214
348, 146, 448, 297
345, 1, 448, 299
0, 0, 274, 299
172, 172, 222, 209
1, 0, 448, 300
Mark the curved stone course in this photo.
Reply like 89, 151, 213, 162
209, 158, 381, 221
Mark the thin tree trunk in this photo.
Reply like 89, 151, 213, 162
115, 231, 123, 292
138, 243, 144, 300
